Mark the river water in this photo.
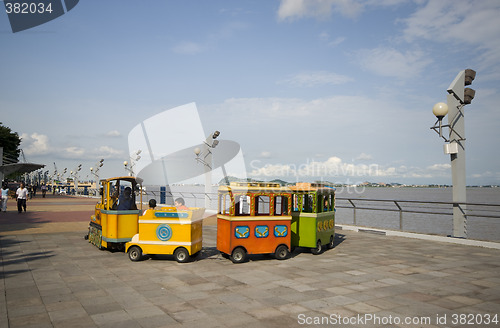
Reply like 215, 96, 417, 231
334, 187, 500, 242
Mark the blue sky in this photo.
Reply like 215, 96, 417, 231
1, 0, 500, 185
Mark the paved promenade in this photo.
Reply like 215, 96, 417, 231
1, 195, 499, 327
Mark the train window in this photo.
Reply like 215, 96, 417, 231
322, 193, 333, 212
255, 195, 270, 215
235, 195, 250, 216
329, 193, 335, 211
322, 195, 330, 212
224, 194, 231, 214
218, 194, 231, 214
274, 195, 289, 215
103, 184, 109, 209
292, 194, 300, 212
303, 193, 314, 213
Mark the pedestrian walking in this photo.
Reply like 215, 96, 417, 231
41, 184, 47, 198
1, 183, 8, 212
16, 182, 29, 213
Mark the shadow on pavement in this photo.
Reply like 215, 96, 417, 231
0, 235, 54, 278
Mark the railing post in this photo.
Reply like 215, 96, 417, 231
348, 199, 356, 225
394, 201, 403, 230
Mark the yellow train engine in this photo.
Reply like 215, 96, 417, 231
87, 177, 142, 251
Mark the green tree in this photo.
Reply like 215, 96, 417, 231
0, 122, 22, 164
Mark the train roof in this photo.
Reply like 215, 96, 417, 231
218, 182, 335, 194
219, 181, 289, 193
288, 182, 335, 193
100, 176, 144, 185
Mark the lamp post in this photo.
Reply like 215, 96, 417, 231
194, 131, 220, 208
431, 69, 476, 238
124, 150, 141, 176
90, 159, 104, 195
71, 164, 82, 195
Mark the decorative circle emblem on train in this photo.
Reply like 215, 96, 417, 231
317, 221, 322, 232
255, 225, 269, 238
235, 226, 250, 238
156, 224, 173, 241
274, 225, 288, 237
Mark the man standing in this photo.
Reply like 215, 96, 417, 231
16, 182, 28, 213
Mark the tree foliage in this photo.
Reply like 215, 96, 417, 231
0, 122, 21, 164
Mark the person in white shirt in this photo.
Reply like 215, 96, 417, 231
16, 182, 29, 213
1, 183, 9, 212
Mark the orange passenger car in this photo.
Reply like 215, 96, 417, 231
217, 182, 292, 263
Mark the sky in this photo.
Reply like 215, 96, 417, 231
1, 0, 500, 186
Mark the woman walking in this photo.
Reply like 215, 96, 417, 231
1, 183, 8, 212
16, 182, 29, 213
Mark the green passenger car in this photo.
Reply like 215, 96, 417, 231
290, 183, 335, 254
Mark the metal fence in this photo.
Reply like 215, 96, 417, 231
336, 197, 500, 241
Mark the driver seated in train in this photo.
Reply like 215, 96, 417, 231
117, 186, 135, 210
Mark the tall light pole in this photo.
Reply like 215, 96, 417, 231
70, 164, 82, 195
90, 159, 104, 196
124, 150, 142, 176
431, 69, 476, 238
194, 131, 220, 208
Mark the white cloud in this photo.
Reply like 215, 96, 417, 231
319, 32, 346, 47
427, 163, 451, 171
217, 94, 381, 120
106, 130, 121, 137
18, 132, 125, 164
356, 153, 372, 161
471, 171, 500, 180
172, 41, 204, 55
277, 0, 364, 21
95, 146, 125, 158
259, 151, 272, 158
249, 156, 393, 179
64, 146, 85, 158
355, 47, 433, 79
401, 0, 500, 71
279, 71, 353, 87
248, 156, 454, 182
20, 133, 50, 155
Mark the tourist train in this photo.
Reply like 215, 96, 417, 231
86, 177, 335, 263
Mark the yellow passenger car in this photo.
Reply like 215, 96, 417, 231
125, 206, 205, 262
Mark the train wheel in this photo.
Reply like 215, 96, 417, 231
230, 247, 247, 264
311, 240, 323, 255
274, 245, 289, 260
328, 235, 335, 249
128, 246, 143, 262
174, 247, 190, 263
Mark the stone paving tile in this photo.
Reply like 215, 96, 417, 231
90, 309, 133, 326
47, 305, 88, 323
7, 312, 53, 328
2, 222, 500, 328
246, 306, 286, 319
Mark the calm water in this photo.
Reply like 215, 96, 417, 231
146, 185, 500, 242
336, 186, 500, 204
336, 187, 500, 241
